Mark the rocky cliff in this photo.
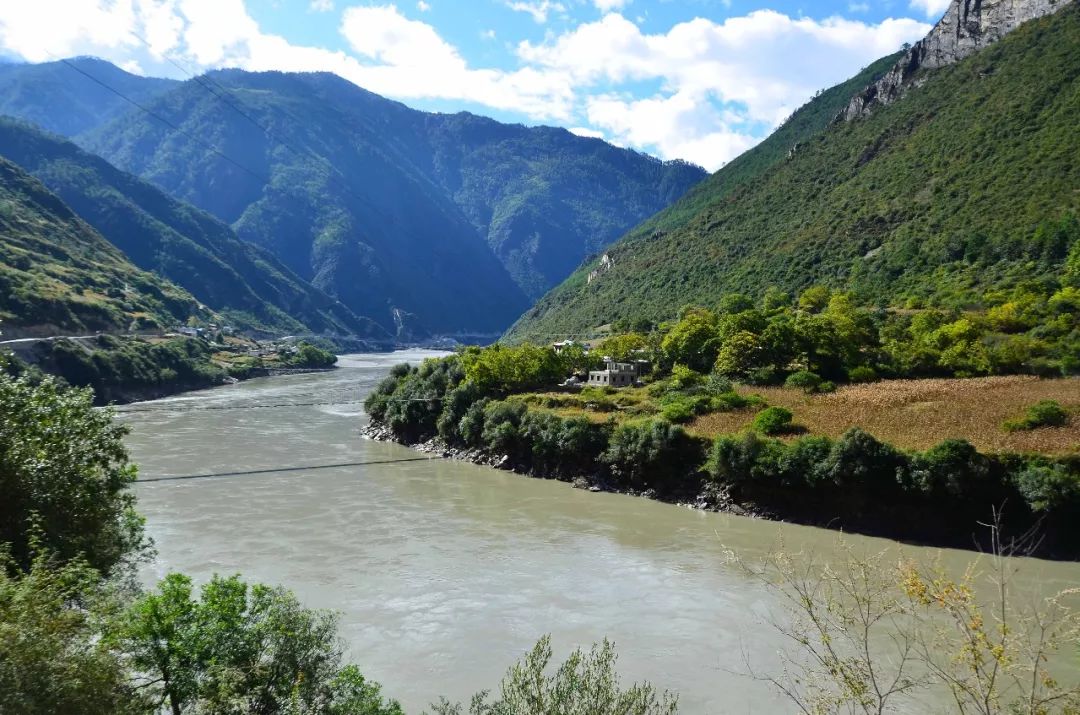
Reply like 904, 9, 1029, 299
841, 0, 1071, 120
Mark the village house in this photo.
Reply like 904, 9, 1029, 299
587, 358, 650, 388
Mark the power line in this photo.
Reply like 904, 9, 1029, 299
53, 54, 269, 185
137, 456, 433, 483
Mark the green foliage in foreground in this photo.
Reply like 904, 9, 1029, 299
0, 371, 142, 575
428, 635, 678, 715
0, 550, 135, 715
510, 5, 1080, 341
113, 573, 404, 715
369, 348, 1080, 553
1003, 400, 1070, 432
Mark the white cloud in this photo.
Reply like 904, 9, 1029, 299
594, 0, 629, 11
0, 0, 931, 170
417, 0, 431, 10
909, 0, 951, 18
310, 0, 333, 12
568, 126, 605, 139
506, 1, 565, 23
848, 2, 870, 13
481, 28, 496, 40
518, 11, 929, 167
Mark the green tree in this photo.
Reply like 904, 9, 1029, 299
112, 573, 403, 715
0, 372, 144, 575
660, 308, 720, 373
0, 547, 135, 715
428, 635, 678, 715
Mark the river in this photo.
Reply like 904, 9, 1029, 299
119, 351, 1080, 714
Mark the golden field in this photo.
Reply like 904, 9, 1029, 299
690, 376, 1079, 455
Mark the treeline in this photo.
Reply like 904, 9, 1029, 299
367, 347, 1080, 556
637, 277, 1079, 386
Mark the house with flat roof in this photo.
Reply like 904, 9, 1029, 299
587, 358, 650, 388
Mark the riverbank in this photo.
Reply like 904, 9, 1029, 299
5, 334, 340, 405
361, 421, 1078, 557
363, 350, 1080, 560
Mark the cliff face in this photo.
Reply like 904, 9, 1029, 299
841, 0, 1071, 120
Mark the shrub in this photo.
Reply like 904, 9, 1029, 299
906, 439, 991, 499
704, 372, 734, 396
811, 428, 907, 498
1013, 462, 1080, 512
784, 370, 823, 393
458, 397, 491, 447
429, 636, 677, 715
818, 380, 837, 394
602, 420, 704, 492
752, 406, 795, 435
847, 366, 879, 383
481, 401, 527, 455
1003, 400, 1069, 432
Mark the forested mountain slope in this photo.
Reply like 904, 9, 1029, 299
0, 156, 199, 333
0, 117, 387, 338
0, 57, 176, 137
508, 1, 1080, 340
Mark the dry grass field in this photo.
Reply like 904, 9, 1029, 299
689, 376, 1080, 455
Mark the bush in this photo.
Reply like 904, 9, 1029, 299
429, 636, 677, 715
784, 370, 823, 393
811, 428, 907, 499
906, 439, 992, 499
847, 366, 879, 383
1013, 462, 1080, 512
1003, 400, 1069, 432
602, 420, 704, 492
481, 401, 527, 455
752, 406, 795, 435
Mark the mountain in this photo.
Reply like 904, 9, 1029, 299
0, 61, 703, 334
508, 0, 1080, 340
0, 117, 388, 339
0, 156, 199, 335
0, 57, 176, 137
418, 114, 705, 299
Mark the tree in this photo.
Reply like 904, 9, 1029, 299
112, 573, 404, 715
661, 307, 720, 373
0, 372, 144, 575
739, 533, 1080, 715
428, 635, 678, 715
0, 547, 135, 715
596, 333, 649, 362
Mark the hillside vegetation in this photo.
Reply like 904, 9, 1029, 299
509, 4, 1080, 339
0, 156, 198, 333
0, 117, 388, 339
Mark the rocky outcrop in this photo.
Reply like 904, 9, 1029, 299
841, 0, 1071, 121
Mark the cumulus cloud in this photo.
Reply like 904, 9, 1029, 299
0, 0, 931, 170
518, 11, 929, 166
309, 0, 333, 12
594, 0, 630, 11
909, 0, 952, 18
506, 1, 565, 23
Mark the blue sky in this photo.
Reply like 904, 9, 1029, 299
0, 0, 949, 169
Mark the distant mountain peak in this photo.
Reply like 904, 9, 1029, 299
840, 0, 1074, 121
